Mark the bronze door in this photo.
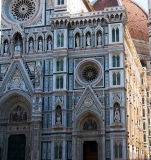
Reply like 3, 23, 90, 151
7, 134, 26, 160
83, 141, 98, 160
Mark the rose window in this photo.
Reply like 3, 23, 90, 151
76, 60, 102, 85
82, 65, 98, 82
11, 0, 36, 21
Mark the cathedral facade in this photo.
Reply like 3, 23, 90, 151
0, 0, 151, 160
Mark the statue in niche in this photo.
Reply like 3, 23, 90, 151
38, 38, 43, 51
75, 34, 80, 48
29, 39, 34, 53
97, 32, 102, 46
15, 39, 21, 52
114, 107, 121, 123
47, 37, 52, 50
4, 41, 8, 54
35, 61, 42, 89
56, 106, 62, 124
10, 106, 27, 122
86, 33, 91, 47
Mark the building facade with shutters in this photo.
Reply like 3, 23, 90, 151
0, 0, 151, 160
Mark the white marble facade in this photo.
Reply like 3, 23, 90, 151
0, 0, 128, 160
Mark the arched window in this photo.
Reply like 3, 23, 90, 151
117, 55, 120, 67
115, 14, 119, 21
56, 76, 63, 89
113, 73, 117, 85
143, 109, 145, 117
61, 0, 64, 4
113, 72, 121, 86
119, 143, 122, 158
57, 33, 64, 48
144, 134, 146, 142
112, 28, 115, 42
114, 142, 123, 158
112, 56, 116, 67
58, 0, 60, 5
83, 119, 97, 130
149, 129, 151, 136
148, 108, 150, 114
112, 55, 120, 67
55, 105, 62, 124
47, 36, 52, 51
116, 28, 119, 42
117, 73, 121, 85
57, 33, 61, 47
112, 27, 120, 42
114, 143, 118, 158
56, 59, 64, 71
57, 0, 64, 5
143, 122, 146, 130
75, 32, 80, 48
61, 33, 64, 47
55, 142, 62, 159
148, 118, 150, 125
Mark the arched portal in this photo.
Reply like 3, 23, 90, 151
0, 92, 33, 160
73, 111, 105, 160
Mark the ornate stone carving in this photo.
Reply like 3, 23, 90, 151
55, 96, 64, 104
32, 95, 42, 112
35, 61, 42, 90
74, 86, 103, 120
5, 69, 27, 92
11, 0, 36, 22
112, 92, 122, 105
32, 13, 43, 26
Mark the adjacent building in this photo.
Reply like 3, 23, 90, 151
0, 0, 151, 159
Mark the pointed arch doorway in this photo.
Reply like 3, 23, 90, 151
83, 141, 98, 160
73, 111, 105, 160
7, 134, 26, 160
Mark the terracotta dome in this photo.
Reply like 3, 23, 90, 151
93, 0, 149, 41
93, 0, 118, 11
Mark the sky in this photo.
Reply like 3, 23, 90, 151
133, 0, 148, 12
90, 0, 148, 12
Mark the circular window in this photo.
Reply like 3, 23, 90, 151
82, 64, 98, 82
11, 0, 36, 21
76, 60, 102, 85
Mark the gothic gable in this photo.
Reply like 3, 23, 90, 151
0, 60, 34, 95
74, 86, 104, 120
